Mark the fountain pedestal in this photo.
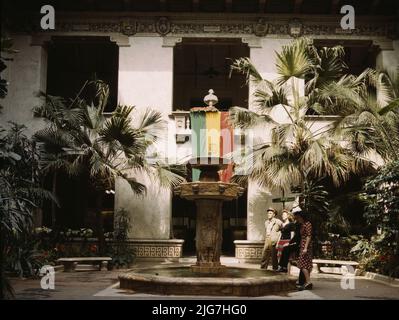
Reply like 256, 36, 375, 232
174, 157, 244, 274
192, 200, 226, 273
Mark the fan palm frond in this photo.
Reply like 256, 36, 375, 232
230, 57, 263, 84
254, 84, 289, 110
276, 38, 312, 85
306, 45, 347, 91
150, 163, 186, 189
125, 177, 147, 195
136, 108, 165, 145
228, 107, 275, 129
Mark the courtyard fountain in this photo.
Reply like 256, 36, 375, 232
119, 90, 296, 296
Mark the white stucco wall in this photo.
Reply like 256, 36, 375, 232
115, 36, 174, 239
115, 176, 172, 239
1, 35, 46, 135
376, 40, 399, 74
246, 39, 299, 240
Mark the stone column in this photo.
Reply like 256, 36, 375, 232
0, 35, 47, 136
245, 38, 292, 240
115, 36, 176, 240
194, 200, 224, 269
376, 40, 399, 75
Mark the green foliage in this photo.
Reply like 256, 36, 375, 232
33, 80, 185, 252
361, 160, 399, 254
0, 37, 18, 110
0, 124, 54, 298
319, 234, 361, 260
106, 208, 135, 268
352, 162, 399, 276
228, 37, 392, 246
229, 38, 372, 194
5, 234, 46, 278
31, 227, 100, 259
363, 161, 399, 228
34, 80, 184, 196
275, 37, 312, 84
351, 235, 399, 278
299, 180, 330, 242
325, 69, 399, 162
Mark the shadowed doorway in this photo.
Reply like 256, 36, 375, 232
172, 38, 249, 255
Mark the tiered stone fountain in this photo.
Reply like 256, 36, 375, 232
174, 156, 244, 274
119, 90, 296, 296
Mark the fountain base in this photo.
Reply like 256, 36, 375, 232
119, 266, 296, 297
190, 263, 227, 274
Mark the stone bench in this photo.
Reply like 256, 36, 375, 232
289, 259, 359, 274
57, 257, 112, 272
312, 259, 359, 274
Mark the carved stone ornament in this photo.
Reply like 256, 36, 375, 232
121, 19, 137, 36
156, 17, 171, 36
288, 19, 303, 38
253, 18, 269, 37
17, 15, 396, 42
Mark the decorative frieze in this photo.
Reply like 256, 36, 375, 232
253, 18, 269, 37
288, 19, 303, 38
155, 17, 171, 36
121, 19, 137, 36
15, 15, 397, 40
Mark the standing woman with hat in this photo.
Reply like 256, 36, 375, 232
293, 210, 313, 290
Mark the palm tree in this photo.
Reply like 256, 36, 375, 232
33, 94, 78, 227
0, 124, 54, 299
320, 68, 399, 162
34, 80, 185, 252
228, 38, 371, 206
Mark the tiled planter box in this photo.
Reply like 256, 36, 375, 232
59, 238, 185, 262
234, 240, 264, 263
126, 239, 185, 262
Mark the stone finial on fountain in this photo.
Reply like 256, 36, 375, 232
204, 89, 218, 107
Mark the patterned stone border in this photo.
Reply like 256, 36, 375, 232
127, 239, 184, 262
234, 240, 264, 263
60, 238, 185, 262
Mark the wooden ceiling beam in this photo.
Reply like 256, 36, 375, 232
160, 0, 167, 11
370, 0, 381, 14
225, 0, 232, 12
122, 0, 131, 11
192, 0, 199, 12
294, 0, 304, 13
331, 0, 340, 14
259, 0, 267, 13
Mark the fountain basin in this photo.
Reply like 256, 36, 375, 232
119, 266, 297, 297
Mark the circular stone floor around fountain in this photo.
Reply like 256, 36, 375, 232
119, 266, 297, 297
